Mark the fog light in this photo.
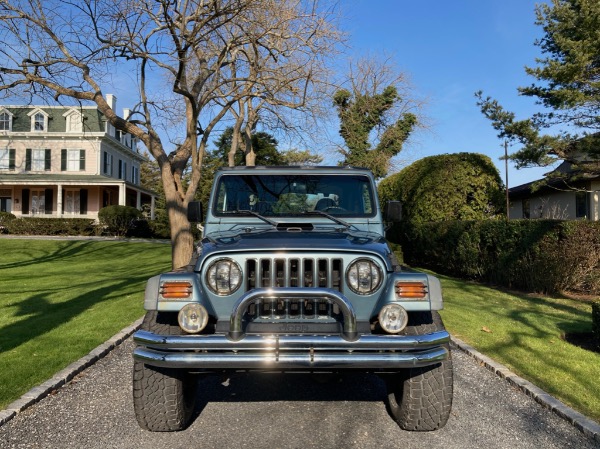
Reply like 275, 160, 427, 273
378, 304, 408, 334
178, 303, 208, 334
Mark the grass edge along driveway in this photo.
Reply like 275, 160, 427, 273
438, 273, 599, 423
0, 239, 171, 409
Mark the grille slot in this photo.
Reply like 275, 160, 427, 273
244, 257, 344, 326
246, 257, 342, 291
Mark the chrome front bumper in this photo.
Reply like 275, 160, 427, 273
133, 287, 450, 371
132, 331, 450, 370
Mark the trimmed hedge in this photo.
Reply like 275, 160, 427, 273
392, 219, 600, 295
3, 218, 96, 236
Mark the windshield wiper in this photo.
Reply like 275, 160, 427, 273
224, 210, 278, 227
303, 210, 353, 230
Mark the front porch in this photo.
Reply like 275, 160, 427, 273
0, 174, 156, 221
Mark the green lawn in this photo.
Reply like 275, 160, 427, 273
0, 239, 171, 409
438, 273, 600, 423
1, 240, 598, 425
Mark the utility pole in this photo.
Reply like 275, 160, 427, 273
504, 140, 509, 221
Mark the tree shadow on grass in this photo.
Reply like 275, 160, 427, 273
0, 275, 149, 354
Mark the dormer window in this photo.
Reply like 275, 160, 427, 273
0, 109, 13, 131
63, 109, 83, 132
28, 108, 49, 132
34, 113, 45, 130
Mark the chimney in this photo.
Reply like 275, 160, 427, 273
106, 94, 117, 111
123, 108, 130, 120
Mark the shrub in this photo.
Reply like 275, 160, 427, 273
0, 211, 16, 233
98, 205, 142, 237
378, 152, 505, 224
3, 218, 96, 236
395, 219, 600, 295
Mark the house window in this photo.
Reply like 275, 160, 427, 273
64, 190, 80, 215
0, 149, 15, 170
576, 191, 589, 218
33, 112, 46, 131
118, 160, 127, 180
26, 149, 51, 171
0, 111, 11, 131
32, 149, 46, 171
522, 199, 530, 219
61, 149, 85, 171
0, 189, 11, 213
131, 166, 139, 185
31, 190, 46, 215
103, 151, 113, 176
66, 113, 83, 132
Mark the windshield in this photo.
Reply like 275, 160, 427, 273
213, 173, 375, 217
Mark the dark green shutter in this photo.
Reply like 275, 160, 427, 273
44, 189, 53, 214
22, 189, 30, 214
9, 149, 15, 170
80, 189, 88, 214
45, 149, 51, 171
61, 149, 67, 171
25, 149, 31, 171
79, 150, 85, 171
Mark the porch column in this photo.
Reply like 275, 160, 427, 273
136, 191, 141, 210
118, 183, 126, 206
56, 184, 63, 218
151, 196, 156, 220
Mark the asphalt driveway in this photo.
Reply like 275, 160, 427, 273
0, 338, 598, 449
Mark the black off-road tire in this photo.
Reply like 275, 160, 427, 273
384, 311, 453, 431
133, 311, 198, 432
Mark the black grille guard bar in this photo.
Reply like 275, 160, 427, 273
230, 287, 357, 341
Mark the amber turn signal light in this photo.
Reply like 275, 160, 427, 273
160, 282, 193, 299
395, 281, 427, 299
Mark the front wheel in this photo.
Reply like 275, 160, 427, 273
132, 311, 198, 432
384, 311, 453, 431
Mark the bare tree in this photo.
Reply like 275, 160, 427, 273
0, 0, 341, 268
219, 0, 340, 167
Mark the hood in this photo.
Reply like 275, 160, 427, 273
197, 227, 393, 270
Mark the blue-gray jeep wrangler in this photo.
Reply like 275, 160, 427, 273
132, 166, 453, 432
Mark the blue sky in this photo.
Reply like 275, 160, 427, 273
341, 0, 554, 188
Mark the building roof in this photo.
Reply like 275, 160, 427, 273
508, 161, 599, 199
0, 173, 156, 196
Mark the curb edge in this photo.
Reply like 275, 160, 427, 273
451, 336, 600, 443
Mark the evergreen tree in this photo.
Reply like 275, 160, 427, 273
477, 0, 600, 179
334, 85, 416, 179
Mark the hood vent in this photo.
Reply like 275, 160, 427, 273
276, 222, 314, 231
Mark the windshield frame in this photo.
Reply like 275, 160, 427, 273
212, 173, 378, 219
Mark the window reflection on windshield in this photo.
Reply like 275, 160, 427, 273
214, 174, 374, 217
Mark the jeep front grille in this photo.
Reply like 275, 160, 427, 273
245, 257, 343, 291
245, 297, 343, 321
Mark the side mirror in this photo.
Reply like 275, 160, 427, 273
384, 201, 402, 222
187, 201, 204, 223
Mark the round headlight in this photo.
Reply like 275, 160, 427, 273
206, 258, 242, 295
378, 304, 408, 334
178, 303, 208, 334
346, 259, 382, 295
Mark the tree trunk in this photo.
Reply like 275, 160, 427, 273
168, 205, 194, 270
162, 171, 194, 270
244, 124, 256, 166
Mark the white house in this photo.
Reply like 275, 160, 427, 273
508, 161, 599, 220
0, 95, 156, 220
